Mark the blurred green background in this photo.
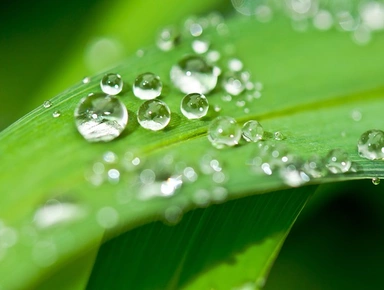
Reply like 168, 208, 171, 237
1, 0, 384, 289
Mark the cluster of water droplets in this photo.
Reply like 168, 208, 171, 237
231, 0, 384, 45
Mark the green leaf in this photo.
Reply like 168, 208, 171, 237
1, 7, 384, 290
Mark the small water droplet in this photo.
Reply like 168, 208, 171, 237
156, 26, 180, 51
279, 161, 310, 187
222, 71, 247, 96
43, 100, 52, 108
242, 120, 264, 142
208, 116, 241, 149
325, 149, 352, 173
160, 175, 183, 196
274, 131, 285, 140
107, 168, 120, 184
357, 129, 384, 160
33, 198, 85, 229
74, 93, 128, 142
183, 166, 198, 182
82, 76, 91, 84
256, 5, 273, 22
32, 241, 58, 267
100, 73, 123, 95
190, 23, 203, 36
206, 50, 221, 62
337, 10, 359, 31
303, 155, 327, 178
170, 55, 219, 94
351, 109, 362, 121
180, 93, 209, 119
222, 94, 232, 102
164, 206, 183, 225
0, 224, 18, 249
52, 110, 61, 118
372, 177, 380, 185
137, 99, 171, 131
211, 186, 228, 203
214, 105, 221, 112
192, 189, 210, 207
133, 72, 163, 100
136, 49, 145, 57
228, 58, 243, 72
96, 206, 119, 229
313, 9, 333, 30
192, 39, 210, 54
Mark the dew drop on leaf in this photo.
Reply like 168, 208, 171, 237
74, 93, 128, 142
208, 116, 241, 149
170, 55, 219, 94
325, 149, 352, 173
52, 110, 61, 118
100, 73, 123, 95
137, 99, 171, 131
180, 93, 209, 119
242, 120, 264, 142
133, 72, 163, 100
372, 177, 380, 185
156, 26, 180, 51
357, 129, 384, 160
43, 100, 52, 108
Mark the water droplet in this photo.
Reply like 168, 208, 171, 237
156, 26, 180, 51
33, 198, 85, 229
190, 23, 203, 36
337, 11, 359, 31
274, 131, 286, 140
100, 73, 123, 95
32, 241, 58, 267
250, 143, 292, 175
180, 93, 209, 119
82, 76, 91, 84
353, 25, 372, 45
193, 189, 210, 207
255, 5, 273, 22
242, 120, 264, 142
133, 72, 163, 100
372, 177, 380, 185
279, 162, 310, 187
160, 175, 183, 196
43, 100, 52, 108
360, 1, 384, 31
52, 110, 61, 118
351, 109, 362, 121
206, 50, 221, 63
313, 10, 333, 30
211, 186, 228, 203
74, 93, 128, 142
357, 129, 384, 160
222, 94, 232, 102
0, 224, 18, 249
192, 39, 210, 54
214, 105, 221, 112
96, 206, 119, 229
136, 49, 145, 57
170, 55, 219, 94
107, 169, 120, 184
164, 206, 183, 225
228, 58, 243, 72
137, 99, 171, 131
325, 149, 352, 173
183, 166, 198, 182
208, 116, 241, 149
303, 155, 327, 178
222, 71, 247, 96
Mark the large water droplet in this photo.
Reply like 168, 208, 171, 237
325, 149, 352, 173
180, 93, 209, 119
133, 72, 163, 100
74, 93, 128, 142
242, 120, 264, 142
137, 99, 171, 131
170, 55, 219, 94
357, 129, 384, 160
33, 198, 85, 229
156, 26, 180, 51
208, 116, 241, 149
100, 73, 123, 95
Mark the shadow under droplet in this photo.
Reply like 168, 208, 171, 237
119, 110, 138, 139
165, 113, 181, 131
